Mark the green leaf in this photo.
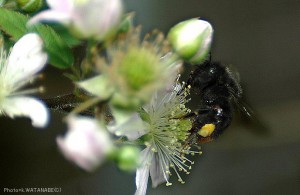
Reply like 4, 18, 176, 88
49, 24, 82, 47
0, 7, 27, 40
0, 8, 74, 69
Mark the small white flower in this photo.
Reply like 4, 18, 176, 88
0, 33, 49, 128
109, 81, 197, 195
135, 84, 195, 195
28, 0, 123, 40
56, 116, 114, 171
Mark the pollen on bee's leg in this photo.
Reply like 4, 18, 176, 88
198, 123, 215, 137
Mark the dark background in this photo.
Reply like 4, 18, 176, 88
1, 0, 300, 194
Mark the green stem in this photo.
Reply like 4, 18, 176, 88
86, 39, 97, 64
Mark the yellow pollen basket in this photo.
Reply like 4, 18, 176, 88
198, 123, 215, 137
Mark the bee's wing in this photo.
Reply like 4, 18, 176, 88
232, 96, 253, 117
226, 64, 241, 83
231, 94, 269, 135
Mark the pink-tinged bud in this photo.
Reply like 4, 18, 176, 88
29, 0, 123, 41
56, 116, 113, 171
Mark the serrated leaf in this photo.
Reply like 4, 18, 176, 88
50, 24, 82, 47
0, 8, 74, 69
0, 8, 27, 40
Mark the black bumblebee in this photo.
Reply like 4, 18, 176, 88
183, 60, 253, 145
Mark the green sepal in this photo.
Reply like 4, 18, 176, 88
0, 7, 27, 40
77, 75, 114, 100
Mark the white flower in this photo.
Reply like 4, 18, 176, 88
28, 0, 123, 40
78, 27, 182, 112
0, 33, 49, 128
56, 116, 114, 171
109, 81, 197, 195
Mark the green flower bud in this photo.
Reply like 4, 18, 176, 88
116, 145, 140, 172
168, 18, 213, 64
17, 0, 43, 13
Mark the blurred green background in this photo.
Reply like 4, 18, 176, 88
1, 0, 300, 194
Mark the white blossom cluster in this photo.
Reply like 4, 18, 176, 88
0, 0, 213, 194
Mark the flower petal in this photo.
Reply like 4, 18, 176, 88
46, 0, 74, 11
3, 33, 47, 87
108, 110, 149, 141
135, 148, 152, 195
72, 0, 122, 39
135, 166, 150, 195
150, 153, 169, 188
28, 10, 72, 26
1, 96, 49, 128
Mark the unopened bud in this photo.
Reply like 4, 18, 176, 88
168, 18, 213, 64
116, 145, 140, 172
29, 0, 123, 41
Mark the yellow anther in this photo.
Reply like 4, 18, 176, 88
166, 182, 172, 186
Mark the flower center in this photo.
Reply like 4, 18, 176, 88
141, 83, 201, 185
119, 48, 160, 91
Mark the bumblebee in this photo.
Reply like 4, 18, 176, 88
183, 60, 252, 145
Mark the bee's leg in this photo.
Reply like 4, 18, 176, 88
182, 132, 198, 150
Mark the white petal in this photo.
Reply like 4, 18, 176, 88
46, 0, 74, 11
3, 34, 47, 87
150, 153, 169, 188
1, 96, 49, 128
135, 148, 152, 195
72, 0, 122, 39
108, 111, 149, 141
28, 10, 72, 26
135, 166, 150, 195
